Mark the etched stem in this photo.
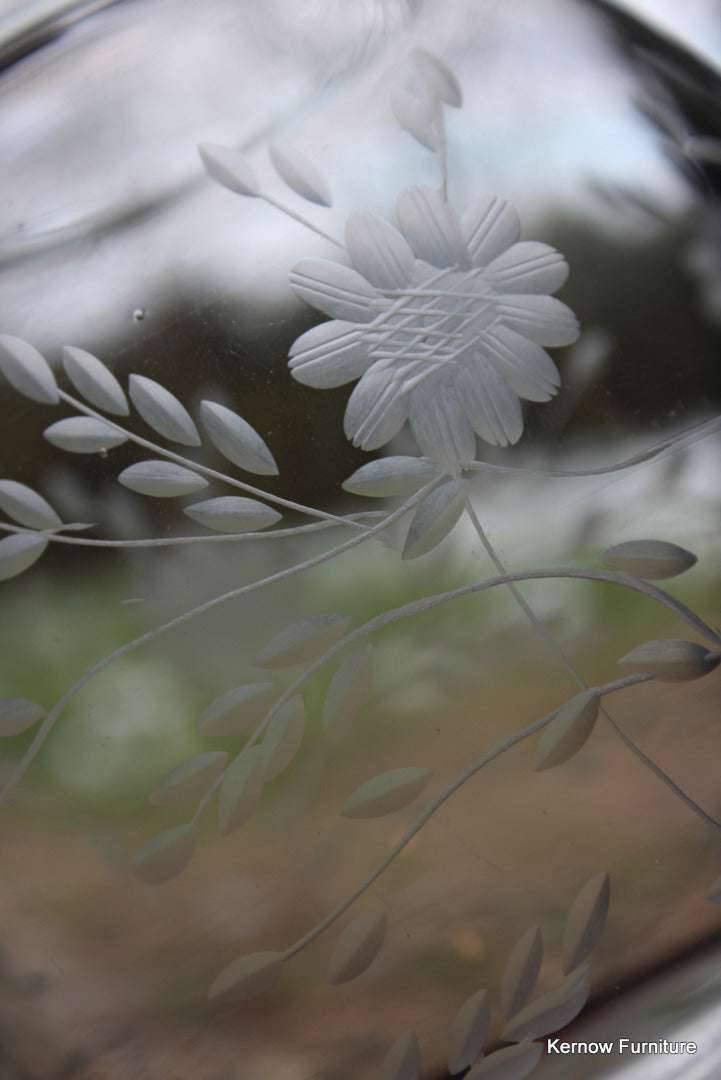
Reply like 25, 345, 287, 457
193, 558, 721, 826
0, 513, 386, 548
281, 672, 655, 962
0, 481, 439, 806
462, 497, 720, 837
464, 416, 721, 479
56, 388, 374, 533
260, 193, 344, 248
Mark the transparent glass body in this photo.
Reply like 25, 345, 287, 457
1, 2, 721, 1077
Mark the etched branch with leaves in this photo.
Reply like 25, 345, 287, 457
1, 47, 720, 1079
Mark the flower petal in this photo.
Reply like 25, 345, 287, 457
455, 356, 524, 446
396, 186, 469, 269
345, 212, 415, 290
343, 365, 411, 450
486, 241, 569, 294
288, 319, 372, 387
408, 377, 477, 464
289, 259, 377, 323
496, 295, 580, 347
483, 325, 560, 402
461, 196, 521, 267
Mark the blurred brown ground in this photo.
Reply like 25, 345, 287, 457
0, 664, 719, 1080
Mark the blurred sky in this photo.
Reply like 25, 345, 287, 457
622, 0, 721, 60
2, 0, 721, 350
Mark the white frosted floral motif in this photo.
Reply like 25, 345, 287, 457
289, 186, 579, 466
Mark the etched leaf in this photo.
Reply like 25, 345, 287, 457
402, 479, 468, 559
619, 639, 720, 682
217, 747, 264, 835
500, 926, 543, 1019
209, 951, 283, 1003
253, 613, 352, 669
0, 334, 58, 404
0, 696, 45, 736
448, 989, 490, 1074
500, 976, 590, 1043
118, 460, 208, 497
261, 695, 305, 781
44, 417, 127, 454
413, 47, 463, 107
562, 871, 610, 974
62, 345, 129, 415
340, 766, 431, 819
0, 533, 48, 579
532, 691, 600, 771
466, 1042, 543, 1080
148, 751, 228, 805
128, 374, 200, 446
196, 683, 275, 737
0, 480, 61, 529
183, 496, 281, 533
462, 196, 521, 268
199, 400, 278, 476
562, 962, 592, 994
601, 539, 697, 580
131, 824, 197, 885
381, 1030, 421, 1080
706, 873, 721, 903
327, 906, 387, 984
269, 140, 332, 206
322, 645, 373, 733
389, 88, 441, 152
342, 457, 439, 498
198, 142, 261, 196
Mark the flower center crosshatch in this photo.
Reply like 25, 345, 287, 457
2, 1, 721, 1077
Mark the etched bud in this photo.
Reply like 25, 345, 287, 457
601, 539, 697, 580
619, 639, 721, 682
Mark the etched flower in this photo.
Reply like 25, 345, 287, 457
288, 186, 579, 468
